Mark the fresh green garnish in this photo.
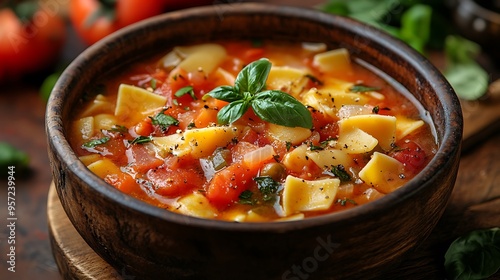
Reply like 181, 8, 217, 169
238, 190, 255, 205
336, 198, 357, 206
82, 137, 109, 148
320, 0, 489, 100
129, 136, 152, 145
149, 110, 179, 131
444, 227, 500, 280
349, 84, 381, 93
254, 176, 280, 202
309, 142, 324, 151
372, 106, 380, 114
330, 164, 351, 182
111, 125, 128, 133
0, 142, 29, 172
150, 78, 157, 90
285, 141, 292, 151
204, 58, 313, 128
175, 85, 196, 100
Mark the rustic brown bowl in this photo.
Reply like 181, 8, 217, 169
46, 3, 463, 279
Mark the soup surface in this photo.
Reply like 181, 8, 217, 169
69, 41, 437, 222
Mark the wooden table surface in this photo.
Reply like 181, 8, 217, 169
1, 1, 499, 279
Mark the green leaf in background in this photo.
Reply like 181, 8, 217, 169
444, 36, 489, 100
0, 142, 29, 172
399, 4, 432, 53
444, 227, 500, 280
40, 72, 61, 102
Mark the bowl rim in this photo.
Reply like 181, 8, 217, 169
46, 2, 463, 232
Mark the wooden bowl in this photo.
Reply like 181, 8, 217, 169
46, 3, 463, 279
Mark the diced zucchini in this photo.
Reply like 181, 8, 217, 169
115, 84, 167, 124
282, 175, 340, 215
358, 152, 405, 194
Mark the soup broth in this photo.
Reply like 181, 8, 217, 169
69, 40, 437, 222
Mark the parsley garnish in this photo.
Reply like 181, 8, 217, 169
238, 190, 255, 205
149, 110, 179, 131
204, 58, 313, 128
349, 84, 381, 93
82, 137, 109, 148
111, 125, 127, 133
372, 106, 380, 114
309, 142, 324, 151
129, 136, 152, 145
254, 176, 280, 202
331, 164, 351, 182
336, 198, 357, 206
175, 85, 196, 100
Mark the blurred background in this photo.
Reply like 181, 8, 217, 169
0, 0, 499, 279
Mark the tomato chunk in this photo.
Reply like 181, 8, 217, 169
392, 141, 427, 174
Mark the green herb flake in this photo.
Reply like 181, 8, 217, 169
254, 176, 280, 202
444, 227, 500, 280
150, 78, 157, 90
286, 141, 292, 151
111, 125, 128, 133
174, 85, 196, 100
238, 190, 255, 205
82, 137, 110, 148
309, 142, 324, 151
149, 110, 179, 131
349, 84, 381, 93
331, 164, 351, 182
204, 58, 313, 129
372, 106, 380, 114
336, 198, 357, 206
129, 136, 152, 145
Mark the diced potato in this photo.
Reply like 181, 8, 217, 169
72, 116, 94, 140
336, 127, 378, 154
87, 158, 122, 179
114, 84, 167, 124
79, 94, 115, 117
282, 144, 310, 173
282, 175, 340, 215
175, 192, 217, 219
93, 114, 119, 131
358, 152, 405, 194
184, 126, 242, 159
313, 48, 352, 73
396, 116, 425, 140
177, 44, 227, 74
79, 154, 102, 166
267, 66, 310, 96
306, 149, 353, 169
267, 123, 312, 145
339, 115, 397, 151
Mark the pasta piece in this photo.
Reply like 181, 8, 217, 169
302, 88, 369, 118
306, 148, 353, 169
282, 175, 340, 215
176, 43, 227, 74
336, 127, 378, 154
396, 116, 425, 140
79, 154, 101, 166
358, 152, 405, 194
79, 94, 115, 117
183, 126, 242, 159
87, 158, 121, 178
339, 114, 397, 151
152, 133, 190, 157
313, 48, 352, 73
267, 66, 310, 96
72, 116, 94, 140
175, 192, 218, 219
282, 144, 310, 173
93, 114, 119, 131
267, 123, 312, 145
114, 84, 167, 124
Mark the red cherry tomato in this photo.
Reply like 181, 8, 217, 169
0, 5, 65, 82
392, 141, 427, 174
69, 0, 214, 46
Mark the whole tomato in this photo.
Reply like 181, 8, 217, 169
69, 0, 214, 46
0, 2, 66, 82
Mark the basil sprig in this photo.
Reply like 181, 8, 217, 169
204, 58, 313, 129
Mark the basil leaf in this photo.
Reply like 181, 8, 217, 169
235, 58, 271, 94
349, 84, 381, 93
205, 85, 242, 102
0, 142, 29, 172
331, 164, 351, 182
445, 63, 489, 101
217, 100, 250, 125
445, 228, 500, 280
252, 90, 313, 129
399, 4, 432, 54
129, 136, 152, 145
